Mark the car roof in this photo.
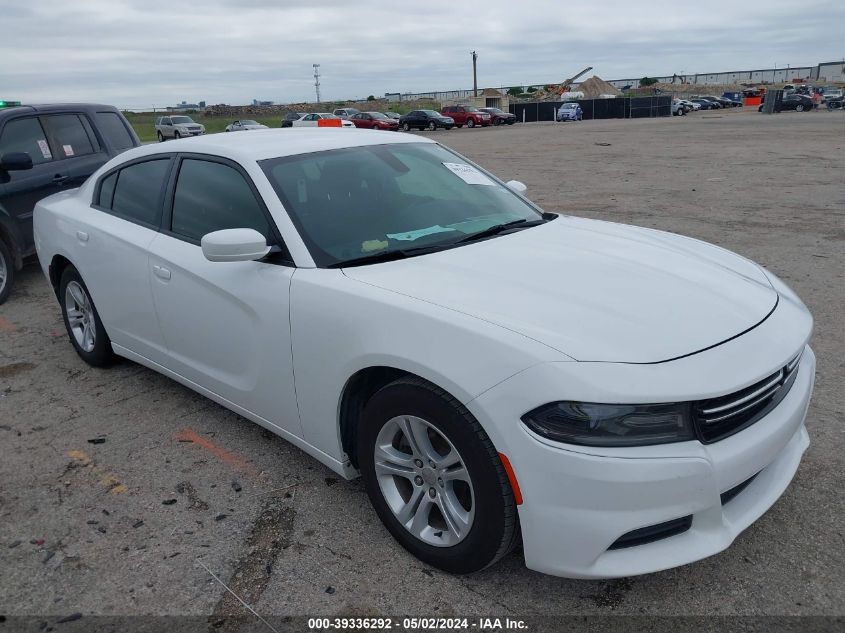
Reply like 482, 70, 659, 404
0, 103, 121, 119
77, 129, 435, 200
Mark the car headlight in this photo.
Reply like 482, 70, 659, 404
521, 401, 694, 447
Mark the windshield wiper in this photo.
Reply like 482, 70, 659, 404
454, 218, 547, 244
327, 243, 448, 268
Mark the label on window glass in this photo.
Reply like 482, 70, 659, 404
63, 144, 74, 157
442, 162, 495, 186
37, 139, 52, 159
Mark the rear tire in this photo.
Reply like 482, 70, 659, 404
0, 239, 14, 305
358, 377, 519, 574
59, 266, 115, 367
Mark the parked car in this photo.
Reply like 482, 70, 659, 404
155, 115, 205, 141
399, 110, 454, 131
679, 99, 699, 111
34, 129, 816, 579
671, 99, 687, 116
479, 107, 516, 125
696, 97, 723, 109
333, 108, 361, 120
690, 98, 716, 110
0, 103, 139, 304
292, 113, 355, 128
441, 105, 490, 128
556, 103, 583, 121
281, 112, 306, 128
349, 112, 399, 131
822, 88, 844, 104
758, 94, 814, 113
224, 120, 269, 132
384, 112, 402, 121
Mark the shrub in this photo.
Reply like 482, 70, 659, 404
640, 77, 658, 86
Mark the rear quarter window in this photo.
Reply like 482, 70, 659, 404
108, 158, 171, 227
95, 112, 136, 151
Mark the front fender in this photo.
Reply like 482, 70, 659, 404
289, 268, 568, 462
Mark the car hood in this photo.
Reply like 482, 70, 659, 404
343, 216, 778, 363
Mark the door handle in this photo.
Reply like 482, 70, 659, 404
153, 265, 171, 281
76, 231, 89, 243
53, 174, 68, 184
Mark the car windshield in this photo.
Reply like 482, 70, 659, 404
260, 143, 544, 267
171, 116, 194, 124
465, 107, 480, 112
561, 104, 577, 109
319, 113, 340, 119
485, 108, 503, 113
421, 110, 441, 116
240, 120, 259, 125
368, 112, 389, 120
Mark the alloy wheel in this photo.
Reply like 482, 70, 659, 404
0, 251, 7, 296
374, 415, 475, 547
65, 281, 97, 353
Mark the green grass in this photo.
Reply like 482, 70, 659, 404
123, 112, 283, 142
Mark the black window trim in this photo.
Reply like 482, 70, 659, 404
91, 154, 176, 231
161, 152, 294, 266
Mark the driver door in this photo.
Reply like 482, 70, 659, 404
147, 154, 302, 438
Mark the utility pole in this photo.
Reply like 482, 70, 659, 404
471, 51, 478, 97
313, 64, 321, 104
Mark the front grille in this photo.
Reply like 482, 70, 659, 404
694, 351, 802, 443
608, 516, 693, 550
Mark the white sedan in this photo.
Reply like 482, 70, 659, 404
33, 129, 814, 578
224, 119, 269, 132
292, 112, 354, 128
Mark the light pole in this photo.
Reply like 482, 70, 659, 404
471, 51, 478, 97
313, 64, 321, 104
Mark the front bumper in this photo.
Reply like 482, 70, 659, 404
468, 344, 815, 578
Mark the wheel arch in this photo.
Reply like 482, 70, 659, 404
338, 365, 475, 469
0, 214, 23, 271
48, 254, 74, 298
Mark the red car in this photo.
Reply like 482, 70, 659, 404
349, 112, 399, 131
441, 105, 491, 128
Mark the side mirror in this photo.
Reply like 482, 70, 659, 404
201, 228, 270, 263
0, 152, 33, 171
505, 180, 527, 194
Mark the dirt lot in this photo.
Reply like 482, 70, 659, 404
1, 108, 843, 628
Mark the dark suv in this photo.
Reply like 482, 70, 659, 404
0, 103, 139, 303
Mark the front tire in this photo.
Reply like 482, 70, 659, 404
467, 118, 475, 129
402, 123, 410, 131
796, 104, 804, 112
59, 266, 115, 367
157, 131, 164, 142
0, 239, 14, 305
174, 130, 181, 139
358, 377, 519, 574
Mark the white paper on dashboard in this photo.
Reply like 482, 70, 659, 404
442, 162, 495, 186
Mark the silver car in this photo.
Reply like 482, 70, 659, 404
155, 115, 206, 141
224, 119, 269, 132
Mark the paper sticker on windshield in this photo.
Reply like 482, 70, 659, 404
37, 139, 52, 159
386, 225, 455, 241
63, 144, 74, 157
442, 162, 495, 186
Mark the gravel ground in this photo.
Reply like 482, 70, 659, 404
1, 108, 843, 626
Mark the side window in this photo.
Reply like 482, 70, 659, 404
98, 171, 117, 208
111, 159, 170, 226
43, 115, 95, 159
171, 159, 271, 242
0, 117, 53, 165
94, 112, 135, 151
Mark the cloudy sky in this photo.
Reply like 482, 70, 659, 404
2, 0, 843, 108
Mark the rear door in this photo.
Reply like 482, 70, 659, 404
147, 154, 302, 437
0, 115, 64, 252
71, 156, 172, 361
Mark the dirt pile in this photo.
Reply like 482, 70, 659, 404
576, 76, 622, 99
